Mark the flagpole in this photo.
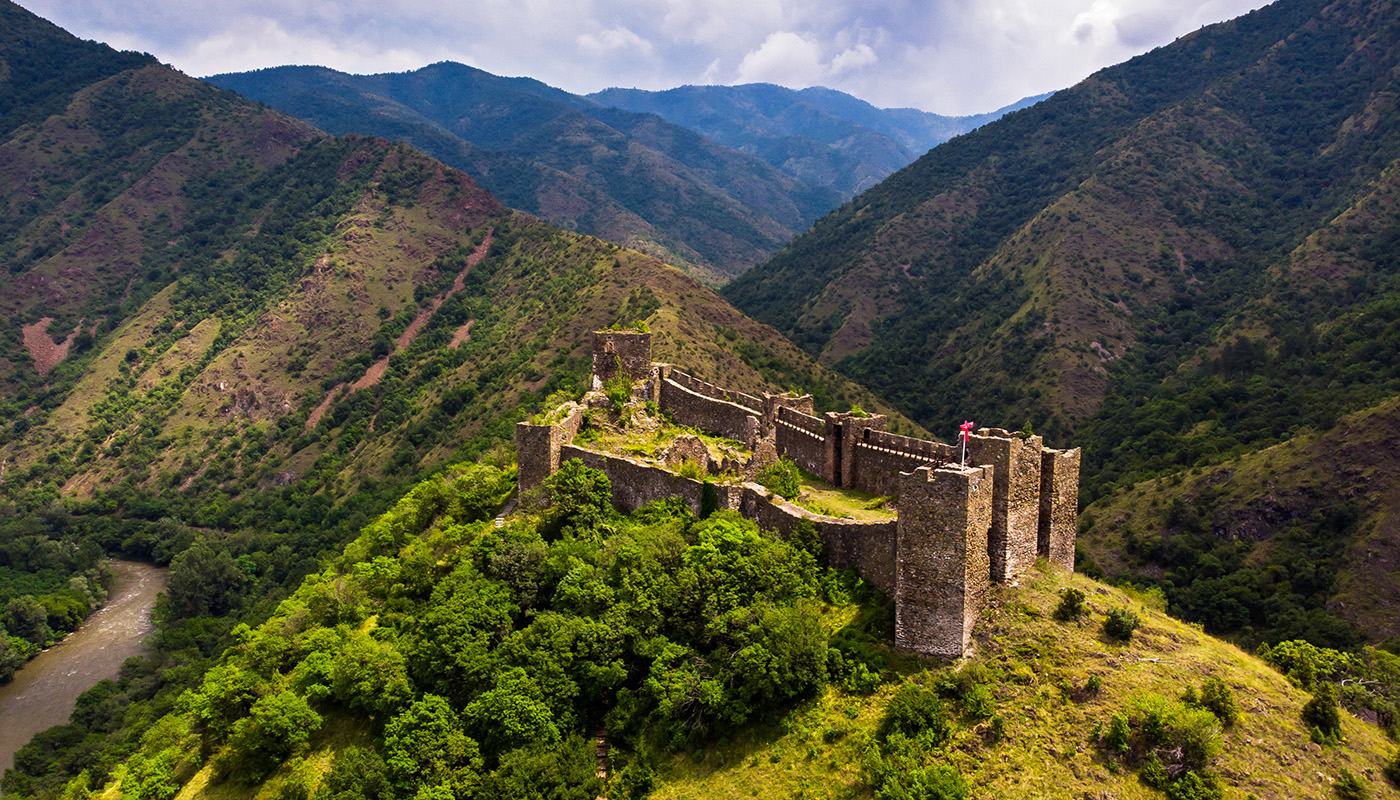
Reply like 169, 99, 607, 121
959, 421, 974, 467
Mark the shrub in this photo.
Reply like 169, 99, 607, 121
1084, 675, 1104, 696
1334, 768, 1368, 800
1103, 607, 1140, 641
987, 714, 1006, 743
1104, 713, 1130, 753
672, 459, 705, 481
880, 682, 950, 745
1386, 749, 1400, 786
1140, 753, 1169, 789
755, 456, 801, 500
1302, 682, 1343, 743
1165, 771, 1224, 800
1198, 677, 1239, 727
1053, 588, 1087, 622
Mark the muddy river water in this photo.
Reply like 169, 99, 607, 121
0, 560, 167, 777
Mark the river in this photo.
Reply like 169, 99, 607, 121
0, 560, 167, 776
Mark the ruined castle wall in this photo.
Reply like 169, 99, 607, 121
895, 464, 993, 658
515, 404, 587, 493
737, 484, 898, 594
659, 377, 758, 442
762, 394, 814, 434
516, 423, 559, 493
774, 406, 836, 484
667, 369, 764, 413
591, 331, 653, 387
850, 443, 930, 497
845, 427, 957, 497
1039, 447, 1081, 570
559, 445, 706, 515
965, 429, 1044, 584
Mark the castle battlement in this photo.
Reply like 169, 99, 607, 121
518, 332, 1080, 658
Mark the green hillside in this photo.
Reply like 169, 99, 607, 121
7, 462, 1396, 799
204, 64, 844, 284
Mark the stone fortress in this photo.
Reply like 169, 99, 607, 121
517, 330, 1081, 658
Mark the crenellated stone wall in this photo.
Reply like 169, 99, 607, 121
658, 373, 759, 443
517, 330, 1082, 659
774, 406, 835, 484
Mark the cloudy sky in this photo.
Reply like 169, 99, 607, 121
23, 0, 1272, 115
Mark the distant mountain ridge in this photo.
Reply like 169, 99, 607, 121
205, 63, 845, 284
589, 83, 1051, 195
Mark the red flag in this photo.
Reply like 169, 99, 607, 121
959, 421, 975, 442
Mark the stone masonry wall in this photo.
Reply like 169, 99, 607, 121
837, 413, 885, 489
592, 331, 653, 387
895, 464, 994, 658
762, 394, 815, 437
668, 369, 764, 413
965, 428, 1043, 584
659, 377, 759, 442
560, 445, 707, 515
1039, 447, 1082, 570
774, 405, 834, 484
737, 485, 898, 594
515, 405, 587, 493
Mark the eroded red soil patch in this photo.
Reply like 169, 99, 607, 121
449, 319, 475, 349
22, 317, 81, 375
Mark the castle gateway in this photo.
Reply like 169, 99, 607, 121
519, 330, 1080, 658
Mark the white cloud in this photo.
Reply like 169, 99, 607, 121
18, 0, 1275, 114
830, 43, 877, 75
578, 26, 655, 57
735, 31, 825, 86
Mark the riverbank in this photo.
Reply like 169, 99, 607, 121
0, 560, 167, 777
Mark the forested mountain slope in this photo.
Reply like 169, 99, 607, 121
725, 0, 1400, 648
204, 63, 844, 284
590, 83, 1050, 196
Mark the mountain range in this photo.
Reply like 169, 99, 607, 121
203, 66, 1042, 284
590, 83, 1051, 196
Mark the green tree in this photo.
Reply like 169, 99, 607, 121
5, 596, 52, 645
464, 668, 561, 758
544, 459, 613, 535
383, 694, 483, 798
166, 542, 247, 617
313, 746, 388, 800
221, 690, 321, 783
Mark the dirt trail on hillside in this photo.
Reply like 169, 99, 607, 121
305, 229, 493, 429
